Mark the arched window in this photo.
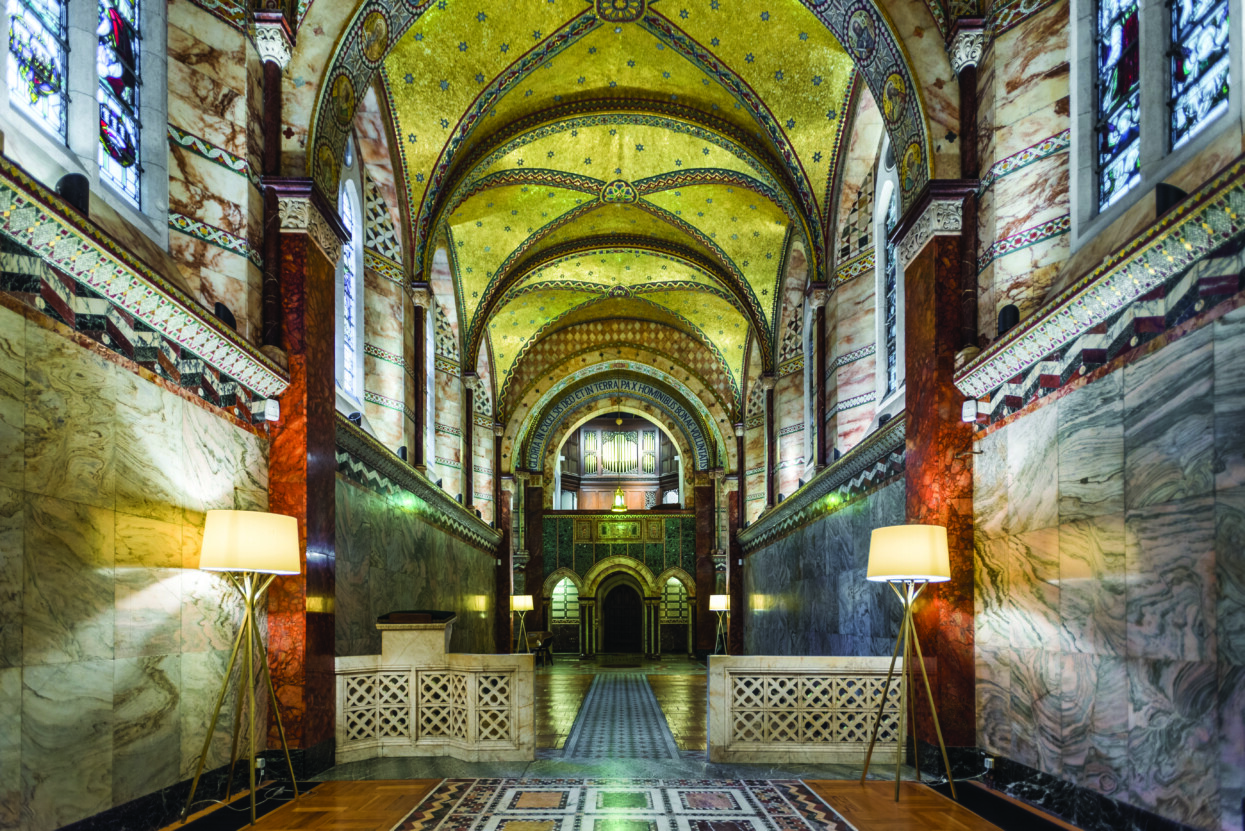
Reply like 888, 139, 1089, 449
336, 137, 365, 404
872, 138, 904, 414
8, 0, 67, 137
550, 578, 579, 622
660, 577, 689, 622
97, 0, 141, 205
1073, 0, 1235, 240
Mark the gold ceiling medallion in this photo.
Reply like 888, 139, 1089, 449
596, 0, 645, 23
600, 179, 638, 204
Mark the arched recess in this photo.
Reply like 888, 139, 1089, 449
541, 567, 584, 599
583, 555, 659, 598
515, 368, 724, 475
538, 401, 695, 509
299, 0, 943, 250
655, 567, 696, 598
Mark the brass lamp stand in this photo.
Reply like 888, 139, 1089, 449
181, 510, 302, 825
512, 594, 533, 653
859, 524, 957, 802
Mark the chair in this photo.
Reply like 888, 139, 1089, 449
527, 631, 554, 667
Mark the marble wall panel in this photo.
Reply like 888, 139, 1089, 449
7, 307, 270, 829
975, 313, 1243, 831
1212, 305, 1245, 491
0, 306, 24, 492
335, 476, 496, 657
744, 479, 903, 656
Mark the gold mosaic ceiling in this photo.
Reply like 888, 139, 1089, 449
382, 0, 855, 400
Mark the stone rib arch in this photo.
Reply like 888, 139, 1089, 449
655, 567, 696, 597
583, 556, 659, 598
541, 567, 584, 599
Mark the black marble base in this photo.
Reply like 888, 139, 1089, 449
914, 743, 1204, 831
59, 738, 335, 831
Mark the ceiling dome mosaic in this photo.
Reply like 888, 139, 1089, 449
311, 0, 927, 429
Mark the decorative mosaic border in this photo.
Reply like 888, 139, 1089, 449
778, 422, 805, 437
167, 124, 260, 189
978, 129, 1070, 194
0, 157, 287, 398
989, 0, 1062, 37
364, 249, 404, 284
833, 249, 875, 286
778, 355, 804, 377
977, 213, 1070, 272
738, 414, 905, 554
434, 356, 460, 374
833, 342, 875, 367
169, 212, 263, 270
183, 0, 247, 32
364, 389, 414, 419
830, 390, 876, 413
955, 154, 1245, 399
434, 422, 462, 437
972, 245, 1243, 425
434, 456, 462, 470
364, 341, 410, 373
336, 412, 501, 551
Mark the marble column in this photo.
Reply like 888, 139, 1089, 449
523, 474, 545, 631
727, 485, 744, 655
496, 474, 513, 654
409, 286, 430, 471
253, 12, 292, 355
760, 375, 777, 508
693, 477, 716, 653
462, 373, 477, 510
809, 286, 829, 469
893, 182, 977, 748
265, 179, 347, 767
579, 599, 595, 657
949, 22, 985, 353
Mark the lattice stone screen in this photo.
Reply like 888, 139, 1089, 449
708, 656, 903, 764
343, 671, 413, 743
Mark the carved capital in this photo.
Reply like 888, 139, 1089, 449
462, 373, 483, 393
758, 375, 777, 392
948, 26, 986, 75
889, 181, 976, 269
409, 283, 433, 309
269, 178, 346, 264
492, 422, 506, 438
734, 422, 745, 438
252, 13, 293, 70
807, 284, 828, 310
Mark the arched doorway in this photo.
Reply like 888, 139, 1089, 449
601, 584, 643, 653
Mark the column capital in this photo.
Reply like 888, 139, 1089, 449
252, 11, 294, 70
734, 422, 745, 438
758, 374, 777, 391
462, 372, 483, 393
492, 422, 506, 438
267, 177, 346, 263
890, 180, 977, 268
409, 282, 433, 308
947, 20, 986, 76
805, 282, 828, 310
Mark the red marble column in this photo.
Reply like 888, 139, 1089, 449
495, 481, 512, 654
763, 378, 776, 507
265, 179, 346, 761
693, 482, 716, 653
727, 489, 744, 655
410, 288, 428, 470
524, 480, 545, 631
902, 229, 976, 748
810, 286, 828, 469
462, 376, 475, 510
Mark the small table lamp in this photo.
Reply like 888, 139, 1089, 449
511, 594, 534, 653
859, 524, 957, 801
182, 510, 301, 825
709, 594, 730, 655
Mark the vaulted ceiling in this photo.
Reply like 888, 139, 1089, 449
380, 0, 856, 416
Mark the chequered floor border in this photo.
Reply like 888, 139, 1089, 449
393, 779, 857, 831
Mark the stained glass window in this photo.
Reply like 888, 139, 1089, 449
98, 0, 141, 203
883, 193, 899, 397
340, 193, 359, 396
661, 578, 689, 622
551, 578, 579, 621
1096, 0, 1141, 209
1171, 0, 1229, 149
8, 0, 68, 137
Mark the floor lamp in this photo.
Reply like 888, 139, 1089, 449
512, 594, 533, 653
860, 524, 957, 801
710, 594, 729, 655
182, 510, 302, 825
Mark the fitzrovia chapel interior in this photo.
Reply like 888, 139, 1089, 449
0, 0, 1241, 828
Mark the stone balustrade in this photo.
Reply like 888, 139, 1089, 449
334, 615, 535, 763
707, 655, 903, 765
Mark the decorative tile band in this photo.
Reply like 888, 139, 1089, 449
364, 341, 408, 371
435, 356, 460, 374
166, 124, 259, 189
336, 412, 500, 552
364, 249, 404, 284
956, 155, 1245, 399
833, 343, 875, 368
364, 389, 414, 419
746, 493, 767, 502
0, 157, 287, 398
746, 465, 766, 476
777, 355, 804, 377
169, 212, 262, 270
989, 0, 1062, 37
184, 0, 247, 31
978, 214, 1071, 272
472, 464, 494, 475
778, 422, 805, 437
434, 422, 462, 437
831, 391, 876, 413
979, 130, 1071, 195
435, 456, 463, 470
738, 415, 906, 554
833, 250, 875, 286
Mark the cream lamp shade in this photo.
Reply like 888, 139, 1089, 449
199, 510, 300, 574
866, 524, 951, 582
709, 594, 730, 612
510, 595, 534, 612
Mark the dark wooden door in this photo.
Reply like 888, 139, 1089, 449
602, 584, 643, 652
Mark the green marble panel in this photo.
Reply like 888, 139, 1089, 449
680, 516, 696, 573
644, 542, 665, 574
543, 522, 558, 578
557, 517, 574, 568
574, 543, 593, 574
628, 543, 643, 561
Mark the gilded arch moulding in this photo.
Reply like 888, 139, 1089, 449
654, 566, 696, 597
304, 0, 933, 253
583, 555, 659, 597
541, 566, 584, 599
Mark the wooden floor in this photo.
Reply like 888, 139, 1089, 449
646, 673, 707, 750
805, 781, 1004, 831
534, 672, 594, 748
232, 781, 438, 830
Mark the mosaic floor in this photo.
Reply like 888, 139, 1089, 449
562, 675, 681, 760
392, 778, 854, 831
